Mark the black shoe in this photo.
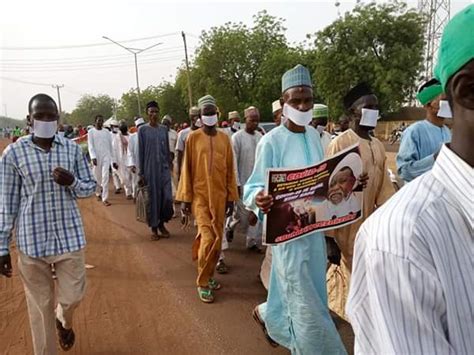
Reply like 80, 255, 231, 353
226, 229, 234, 243
158, 225, 170, 238
56, 318, 75, 351
151, 227, 160, 241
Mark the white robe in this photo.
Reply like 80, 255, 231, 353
112, 132, 133, 196
87, 128, 115, 202
127, 132, 140, 198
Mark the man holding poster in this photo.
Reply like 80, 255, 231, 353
325, 83, 395, 320
244, 64, 358, 354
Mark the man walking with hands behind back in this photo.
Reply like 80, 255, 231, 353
139, 101, 174, 240
177, 95, 239, 304
0, 94, 96, 355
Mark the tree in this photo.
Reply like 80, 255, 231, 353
117, 84, 187, 124
191, 10, 300, 121
0, 116, 25, 128
69, 94, 115, 126
310, 1, 425, 120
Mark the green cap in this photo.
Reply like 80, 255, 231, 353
189, 106, 200, 115
416, 83, 443, 105
198, 95, 216, 109
434, 4, 474, 89
312, 104, 328, 118
281, 64, 312, 93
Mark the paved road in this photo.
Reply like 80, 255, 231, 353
0, 138, 354, 355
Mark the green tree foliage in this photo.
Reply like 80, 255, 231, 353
310, 1, 425, 119
191, 10, 306, 121
0, 116, 25, 128
64, 4, 426, 125
69, 94, 115, 126
117, 84, 187, 124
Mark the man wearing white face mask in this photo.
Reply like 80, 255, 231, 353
325, 83, 395, 320
177, 94, 239, 304
396, 78, 452, 182
0, 94, 96, 354
311, 103, 332, 152
244, 65, 348, 354
223, 111, 240, 138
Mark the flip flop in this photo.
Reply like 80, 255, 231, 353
208, 278, 222, 291
252, 307, 279, 348
103, 201, 111, 207
216, 260, 229, 274
56, 319, 75, 351
197, 287, 214, 303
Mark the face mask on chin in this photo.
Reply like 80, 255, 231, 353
359, 108, 380, 128
282, 104, 313, 126
33, 120, 58, 139
201, 114, 218, 127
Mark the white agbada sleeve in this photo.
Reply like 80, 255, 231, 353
127, 134, 138, 168
111, 133, 119, 166
231, 133, 241, 187
87, 129, 97, 160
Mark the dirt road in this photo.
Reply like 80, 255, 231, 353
0, 138, 354, 355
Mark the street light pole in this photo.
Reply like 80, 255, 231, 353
181, 31, 193, 108
52, 84, 64, 120
102, 36, 162, 116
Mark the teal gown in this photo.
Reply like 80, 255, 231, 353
243, 124, 346, 355
396, 120, 451, 182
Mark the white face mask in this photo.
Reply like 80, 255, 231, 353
195, 119, 203, 128
360, 108, 380, 128
316, 125, 326, 134
201, 114, 218, 127
438, 100, 453, 119
282, 104, 313, 126
33, 120, 57, 139
58, 131, 65, 137
232, 122, 240, 130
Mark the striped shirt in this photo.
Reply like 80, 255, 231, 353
0, 135, 96, 258
346, 145, 473, 355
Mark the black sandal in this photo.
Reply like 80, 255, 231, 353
252, 307, 279, 348
56, 318, 75, 351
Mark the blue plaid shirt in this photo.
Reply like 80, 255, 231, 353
0, 135, 96, 257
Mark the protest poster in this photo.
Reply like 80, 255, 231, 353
263, 144, 363, 245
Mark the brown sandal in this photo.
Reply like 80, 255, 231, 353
56, 319, 75, 351
252, 307, 279, 348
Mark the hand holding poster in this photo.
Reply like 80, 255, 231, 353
263, 144, 363, 245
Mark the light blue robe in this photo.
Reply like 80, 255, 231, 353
244, 124, 346, 355
396, 120, 451, 182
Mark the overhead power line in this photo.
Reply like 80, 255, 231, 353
1, 56, 184, 72
0, 46, 191, 63
0, 32, 182, 50
0, 50, 192, 69
0, 76, 52, 86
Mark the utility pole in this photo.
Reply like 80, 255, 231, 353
103, 36, 162, 116
418, 0, 451, 79
52, 84, 64, 119
181, 31, 193, 107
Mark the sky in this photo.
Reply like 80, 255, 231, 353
0, 0, 471, 120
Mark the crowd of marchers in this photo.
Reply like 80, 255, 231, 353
1, 6, 473, 355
